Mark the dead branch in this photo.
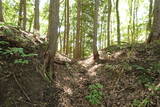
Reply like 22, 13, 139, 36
13, 74, 31, 102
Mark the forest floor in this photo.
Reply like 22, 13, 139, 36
0, 27, 160, 107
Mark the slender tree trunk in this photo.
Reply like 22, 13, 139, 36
74, 0, 81, 59
132, 0, 137, 43
93, 0, 99, 61
23, 0, 27, 30
59, 12, 64, 53
80, 17, 82, 58
100, 20, 103, 49
18, 0, 23, 27
147, 0, 153, 32
148, 0, 160, 43
34, 0, 40, 33
0, 0, 4, 22
116, 0, 121, 45
128, 0, 133, 43
28, 15, 34, 32
45, 0, 59, 78
63, 0, 67, 53
107, 0, 112, 47
66, 0, 70, 55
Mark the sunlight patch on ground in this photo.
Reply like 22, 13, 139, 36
78, 56, 94, 68
56, 53, 72, 62
63, 86, 73, 95
88, 64, 103, 76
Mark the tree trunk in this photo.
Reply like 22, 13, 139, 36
0, 0, 4, 22
18, 0, 23, 27
148, 0, 160, 43
107, 0, 112, 47
74, 0, 81, 59
34, 0, 40, 33
116, 0, 121, 45
28, 15, 34, 32
128, 0, 133, 44
45, 0, 59, 79
93, 0, 99, 61
18, 0, 27, 30
63, 0, 67, 53
66, 0, 70, 55
23, 0, 27, 30
146, 0, 153, 33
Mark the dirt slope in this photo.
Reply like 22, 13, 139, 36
0, 28, 160, 107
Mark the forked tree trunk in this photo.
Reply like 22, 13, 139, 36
147, 0, 160, 43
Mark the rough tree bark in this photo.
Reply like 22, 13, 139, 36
0, 0, 4, 22
18, 0, 27, 30
34, 0, 40, 33
74, 0, 81, 59
45, 0, 59, 79
148, 0, 160, 43
93, 0, 99, 61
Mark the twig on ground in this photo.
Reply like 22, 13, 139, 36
17, 99, 47, 106
13, 73, 31, 102
0, 72, 12, 80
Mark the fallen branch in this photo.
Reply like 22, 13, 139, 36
0, 73, 12, 80
13, 74, 31, 102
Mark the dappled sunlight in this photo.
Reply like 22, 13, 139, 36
55, 53, 72, 62
99, 49, 126, 61
113, 51, 125, 59
87, 64, 103, 77
78, 56, 95, 68
63, 86, 73, 95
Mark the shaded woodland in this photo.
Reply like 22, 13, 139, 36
0, 0, 160, 107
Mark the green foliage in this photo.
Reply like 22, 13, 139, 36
137, 74, 154, 85
21, 53, 38, 57
121, 62, 133, 71
150, 62, 160, 73
3, 47, 24, 55
85, 83, 103, 105
145, 83, 160, 92
3, 27, 14, 36
0, 47, 37, 65
14, 59, 29, 64
0, 41, 9, 45
132, 64, 145, 71
104, 64, 115, 70
105, 62, 132, 72
2, 47, 37, 57
132, 98, 150, 107
133, 63, 160, 86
